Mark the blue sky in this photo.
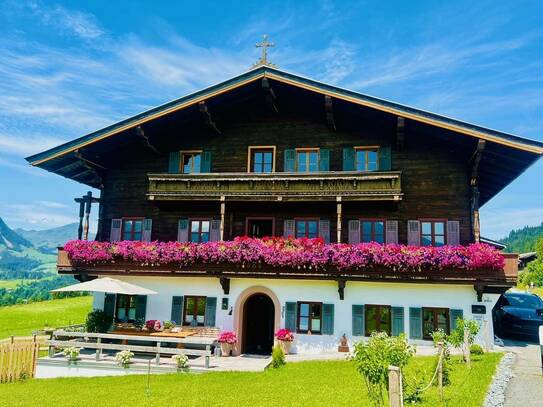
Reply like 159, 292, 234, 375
0, 0, 542, 239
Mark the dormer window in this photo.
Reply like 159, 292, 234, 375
355, 147, 379, 171
181, 151, 202, 174
248, 146, 275, 173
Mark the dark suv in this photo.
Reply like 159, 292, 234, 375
493, 291, 543, 341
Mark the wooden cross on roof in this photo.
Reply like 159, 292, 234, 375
253, 35, 277, 68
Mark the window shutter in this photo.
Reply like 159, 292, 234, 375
135, 295, 147, 322
210, 220, 221, 242
205, 297, 217, 327
201, 151, 212, 173
142, 218, 153, 242
283, 219, 295, 238
352, 305, 365, 336
322, 304, 334, 335
177, 218, 189, 242
110, 219, 122, 242
319, 149, 330, 171
343, 148, 355, 171
385, 220, 398, 244
391, 307, 405, 336
348, 220, 360, 244
284, 149, 296, 172
409, 307, 422, 339
285, 302, 297, 331
407, 220, 421, 246
447, 221, 460, 245
450, 309, 463, 332
378, 146, 391, 171
170, 296, 183, 325
168, 151, 180, 173
318, 219, 330, 243
103, 293, 116, 321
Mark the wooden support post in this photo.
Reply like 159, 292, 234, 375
324, 95, 336, 131
96, 337, 102, 360
388, 365, 402, 407
336, 196, 342, 243
484, 319, 491, 352
470, 140, 485, 242
464, 327, 471, 368
205, 345, 210, 369
83, 191, 92, 240
220, 196, 226, 241
396, 117, 405, 150
156, 341, 161, 365
437, 341, 444, 401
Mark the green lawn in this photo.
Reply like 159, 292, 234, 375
1, 354, 501, 407
0, 279, 26, 289
0, 296, 92, 339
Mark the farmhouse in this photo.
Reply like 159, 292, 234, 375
26, 57, 543, 355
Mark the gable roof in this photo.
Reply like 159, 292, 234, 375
26, 65, 543, 166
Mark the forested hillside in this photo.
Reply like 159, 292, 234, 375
500, 222, 543, 253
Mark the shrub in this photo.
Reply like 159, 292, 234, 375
449, 318, 480, 348
172, 354, 189, 369
271, 345, 286, 368
470, 344, 484, 355
62, 347, 80, 361
85, 309, 113, 333
115, 350, 134, 366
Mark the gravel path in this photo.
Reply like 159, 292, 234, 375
483, 352, 515, 407
502, 341, 543, 407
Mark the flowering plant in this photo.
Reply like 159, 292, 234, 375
218, 331, 238, 344
163, 320, 175, 330
172, 354, 189, 369
115, 350, 134, 366
145, 320, 162, 331
275, 329, 294, 342
63, 346, 80, 361
64, 238, 504, 273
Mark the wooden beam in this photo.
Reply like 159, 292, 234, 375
135, 126, 160, 154
219, 277, 230, 295
336, 196, 342, 243
220, 196, 226, 241
396, 117, 405, 150
198, 101, 221, 134
338, 279, 346, 300
324, 95, 336, 131
470, 139, 486, 186
470, 140, 485, 243
261, 78, 278, 112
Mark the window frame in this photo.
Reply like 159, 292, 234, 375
179, 150, 203, 174
419, 219, 447, 247
422, 307, 450, 340
189, 218, 212, 243
115, 294, 137, 323
245, 217, 275, 238
359, 218, 386, 243
183, 295, 207, 326
364, 304, 392, 336
247, 146, 276, 173
295, 147, 320, 173
296, 301, 323, 335
294, 218, 320, 239
354, 146, 380, 171
121, 217, 144, 241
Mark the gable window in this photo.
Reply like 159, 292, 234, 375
421, 220, 446, 246
122, 218, 143, 241
355, 147, 379, 171
296, 148, 319, 173
422, 307, 449, 340
361, 219, 385, 243
365, 304, 391, 336
115, 294, 137, 322
248, 146, 275, 173
181, 151, 202, 174
184, 296, 206, 326
297, 302, 322, 334
190, 220, 211, 243
295, 219, 319, 238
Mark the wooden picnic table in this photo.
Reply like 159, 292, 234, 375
111, 329, 195, 347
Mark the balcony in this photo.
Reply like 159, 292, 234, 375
147, 171, 402, 202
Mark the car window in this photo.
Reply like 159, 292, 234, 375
505, 294, 543, 309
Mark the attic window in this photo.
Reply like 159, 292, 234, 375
355, 147, 379, 171
181, 151, 202, 174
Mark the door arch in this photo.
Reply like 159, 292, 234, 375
243, 293, 274, 354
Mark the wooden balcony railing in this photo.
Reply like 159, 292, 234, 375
147, 171, 402, 201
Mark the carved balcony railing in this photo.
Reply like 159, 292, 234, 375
147, 171, 402, 201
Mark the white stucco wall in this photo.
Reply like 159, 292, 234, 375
91, 276, 499, 354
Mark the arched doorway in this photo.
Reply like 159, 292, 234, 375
242, 293, 275, 354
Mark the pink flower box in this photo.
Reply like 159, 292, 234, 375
218, 331, 238, 344
275, 329, 294, 342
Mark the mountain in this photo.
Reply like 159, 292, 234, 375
16, 223, 78, 254
500, 222, 543, 253
0, 218, 32, 251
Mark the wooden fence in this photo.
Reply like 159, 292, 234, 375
0, 336, 44, 383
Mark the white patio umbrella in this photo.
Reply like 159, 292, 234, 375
51, 277, 157, 295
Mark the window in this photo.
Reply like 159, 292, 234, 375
246, 218, 275, 238
295, 219, 319, 238
421, 220, 446, 246
361, 220, 385, 243
190, 220, 211, 243
248, 146, 275, 173
181, 151, 202, 174
184, 296, 206, 326
122, 218, 143, 241
355, 148, 379, 171
296, 148, 319, 173
422, 308, 449, 340
297, 302, 322, 334
365, 304, 391, 336
115, 294, 137, 322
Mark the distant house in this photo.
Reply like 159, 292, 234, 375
519, 252, 537, 270
26, 65, 543, 354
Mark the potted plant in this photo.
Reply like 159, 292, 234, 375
218, 331, 237, 356
275, 329, 294, 354
172, 354, 189, 370
145, 320, 162, 332
115, 350, 134, 367
134, 318, 145, 331
63, 346, 80, 362
163, 321, 175, 333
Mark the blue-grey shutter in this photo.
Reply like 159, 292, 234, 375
135, 295, 147, 321
318, 219, 330, 243
284, 149, 296, 172
447, 221, 460, 246
170, 296, 183, 325
343, 148, 355, 171
210, 220, 221, 242
177, 218, 189, 242
352, 305, 365, 336
169, 151, 180, 173
319, 149, 330, 171
142, 218, 152, 242
285, 302, 297, 331
103, 293, 116, 320
204, 297, 217, 326
378, 146, 391, 171
409, 307, 422, 339
348, 220, 360, 244
110, 219, 122, 242
386, 220, 399, 244
407, 220, 421, 246
201, 151, 212, 173
283, 219, 295, 238
450, 309, 463, 332
322, 304, 334, 335
391, 307, 405, 336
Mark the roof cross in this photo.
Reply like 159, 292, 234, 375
253, 34, 277, 68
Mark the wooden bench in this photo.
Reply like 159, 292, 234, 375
179, 326, 220, 339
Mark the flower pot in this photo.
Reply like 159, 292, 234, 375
220, 343, 232, 356
278, 340, 292, 355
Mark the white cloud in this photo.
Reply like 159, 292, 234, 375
36, 200, 69, 209
0, 202, 77, 229
481, 207, 543, 240
0, 133, 65, 156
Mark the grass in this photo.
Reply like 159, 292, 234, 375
0, 279, 27, 289
0, 296, 92, 339
1, 353, 501, 407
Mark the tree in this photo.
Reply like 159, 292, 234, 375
518, 236, 543, 287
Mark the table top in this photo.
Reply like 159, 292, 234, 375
112, 329, 195, 338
